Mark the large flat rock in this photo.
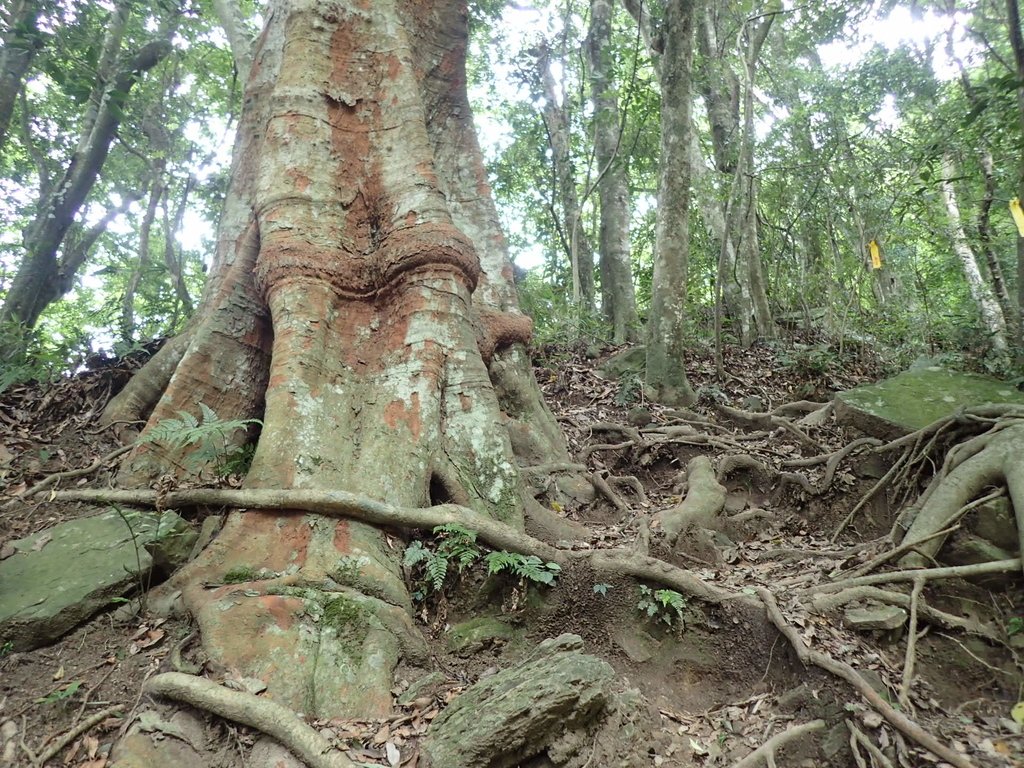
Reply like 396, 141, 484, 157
834, 367, 1024, 439
0, 509, 186, 651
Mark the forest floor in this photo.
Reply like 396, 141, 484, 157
0, 333, 1022, 767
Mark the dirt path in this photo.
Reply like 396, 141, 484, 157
1, 337, 1021, 767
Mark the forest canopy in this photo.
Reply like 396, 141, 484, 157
0, 0, 1022, 381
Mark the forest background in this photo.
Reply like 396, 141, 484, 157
1, 0, 1023, 381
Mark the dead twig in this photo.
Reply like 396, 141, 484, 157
806, 558, 1021, 595
843, 520, 969, 579
1, 444, 133, 511
810, 586, 998, 641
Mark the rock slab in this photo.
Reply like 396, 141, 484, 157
0, 509, 188, 651
834, 367, 1024, 439
422, 634, 614, 768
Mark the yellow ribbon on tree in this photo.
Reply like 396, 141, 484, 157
1010, 198, 1024, 237
868, 239, 882, 270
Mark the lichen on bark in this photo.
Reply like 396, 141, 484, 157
104, 0, 570, 734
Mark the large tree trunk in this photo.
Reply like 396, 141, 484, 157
645, 0, 697, 406
587, 0, 639, 343
109, 0, 567, 736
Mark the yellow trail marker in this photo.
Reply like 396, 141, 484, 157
868, 239, 881, 270
1010, 198, 1024, 237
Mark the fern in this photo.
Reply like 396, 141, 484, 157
142, 403, 261, 476
485, 551, 561, 586
403, 524, 482, 598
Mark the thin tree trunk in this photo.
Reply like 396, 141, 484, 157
587, 0, 638, 343
537, 45, 596, 312
940, 153, 1008, 351
0, 0, 42, 151
737, 14, 774, 340
121, 170, 164, 342
211, 0, 253, 78
645, 0, 698, 406
977, 150, 1018, 344
163, 178, 194, 320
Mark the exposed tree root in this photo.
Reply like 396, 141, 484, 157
726, 718, 824, 768
898, 420, 1024, 573
654, 455, 726, 544
833, 406, 1024, 539
590, 471, 631, 513
715, 403, 825, 452
50, 487, 739, 604
753, 588, 979, 768
898, 578, 924, 710
579, 440, 634, 462
808, 558, 1021, 594
809, 586, 999, 641
144, 673, 353, 768
846, 719, 895, 768
32, 705, 123, 768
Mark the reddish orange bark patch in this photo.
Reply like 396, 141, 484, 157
332, 520, 351, 554
383, 392, 422, 440
260, 594, 298, 630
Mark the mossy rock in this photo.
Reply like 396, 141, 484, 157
0, 509, 188, 651
834, 367, 1024, 439
598, 346, 646, 380
447, 616, 515, 652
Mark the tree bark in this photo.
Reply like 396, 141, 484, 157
645, 0, 698, 406
111, 0, 568, 736
587, 0, 639, 343
940, 153, 1008, 351
1006, 0, 1024, 358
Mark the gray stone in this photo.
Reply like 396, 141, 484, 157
554, 475, 597, 504
398, 671, 445, 705
446, 616, 515, 652
598, 346, 646, 379
423, 634, 615, 768
843, 604, 907, 632
834, 367, 1024, 439
942, 533, 1016, 573
611, 626, 657, 663
0, 509, 188, 651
